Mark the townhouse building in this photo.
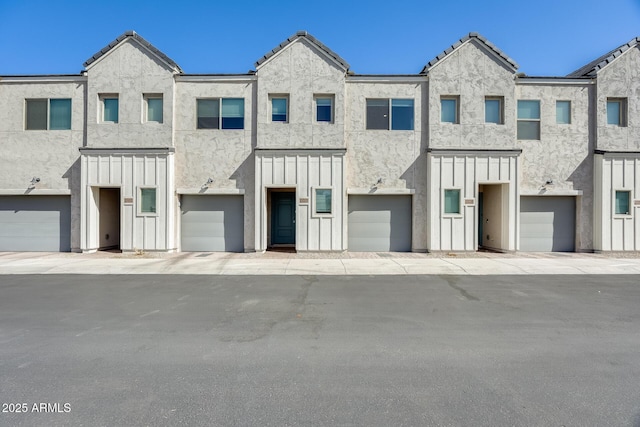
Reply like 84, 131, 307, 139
0, 31, 638, 253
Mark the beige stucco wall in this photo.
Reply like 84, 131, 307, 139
174, 78, 256, 251
516, 82, 594, 250
255, 39, 346, 149
0, 79, 85, 251
427, 40, 517, 150
345, 80, 427, 251
596, 46, 640, 151
85, 39, 175, 149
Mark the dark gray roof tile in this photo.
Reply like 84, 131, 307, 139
83, 31, 183, 72
568, 37, 640, 77
421, 32, 518, 74
255, 31, 350, 71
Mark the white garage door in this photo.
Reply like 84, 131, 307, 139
0, 196, 71, 252
520, 196, 575, 252
348, 195, 412, 252
181, 195, 244, 252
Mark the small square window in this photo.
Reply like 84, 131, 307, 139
140, 188, 156, 214
485, 97, 503, 124
607, 98, 626, 126
444, 189, 461, 214
101, 95, 119, 123
441, 97, 459, 123
271, 96, 288, 122
316, 96, 333, 122
517, 100, 540, 140
315, 188, 332, 214
556, 101, 571, 124
145, 95, 163, 123
615, 190, 631, 215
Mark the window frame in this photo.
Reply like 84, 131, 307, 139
196, 98, 245, 130
25, 98, 72, 130
517, 99, 541, 140
100, 94, 119, 124
607, 98, 627, 127
312, 187, 333, 217
556, 100, 571, 125
614, 190, 632, 216
138, 187, 158, 216
270, 95, 289, 123
365, 98, 415, 130
443, 189, 462, 215
144, 94, 163, 124
441, 96, 460, 124
315, 95, 334, 123
484, 96, 503, 124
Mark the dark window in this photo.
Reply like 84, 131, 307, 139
366, 99, 390, 129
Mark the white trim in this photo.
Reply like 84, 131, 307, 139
0, 75, 87, 83
347, 75, 426, 83
177, 188, 245, 195
520, 189, 583, 196
516, 78, 594, 85
311, 187, 334, 218
138, 186, 158, 217
176, 75, 256, 82
347, 188, 415, 195
0, 189, 71, 195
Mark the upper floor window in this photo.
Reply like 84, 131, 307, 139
517, 100, 540, 140
485, 97, 503, 124
25, 98, 71, 130
441, 96, 459, 124
556, 100, 571, 124
366, 98, 414, 130
100, 94, 119, 123
271, 96, 288, 122
315, 96, 333, 122
197, 98, 245, 129
144, 94, 163, 123
607, 98, 627, 127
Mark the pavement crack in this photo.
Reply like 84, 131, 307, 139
440, 275, 480, 301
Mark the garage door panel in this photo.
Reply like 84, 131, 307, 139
520, 196, 575, 252
348, 195, 411, 252
181, 196, 243, 252
0, 196, 71, 252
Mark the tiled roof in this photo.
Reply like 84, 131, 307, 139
421, 32, 518, 74
568, 37, 640, 77
255, 31, 350, 71
83, 31, 183, 72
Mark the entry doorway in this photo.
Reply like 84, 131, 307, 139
98, 188, 121, 251
477, 184, 508, 251
268, 189, 296, 249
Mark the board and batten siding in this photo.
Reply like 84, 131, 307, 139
80, 149, 176, 252
594, 153, 640, 251
427, 150, 520, 251
255, 150, 345, 251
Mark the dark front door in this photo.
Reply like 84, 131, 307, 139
271, 192, 295, 245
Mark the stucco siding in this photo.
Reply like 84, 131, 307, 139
428, 40, 517, 150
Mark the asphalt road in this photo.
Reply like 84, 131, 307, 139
1, 274, 639, 426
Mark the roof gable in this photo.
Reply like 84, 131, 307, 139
255, 31, 350, 72
568, 37, 640, 77
83, 31, 183, 73
421, 32, 518, 74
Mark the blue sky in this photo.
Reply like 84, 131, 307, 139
0, 0, 639, 76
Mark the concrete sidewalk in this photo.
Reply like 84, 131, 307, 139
1, 250, 640, 275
